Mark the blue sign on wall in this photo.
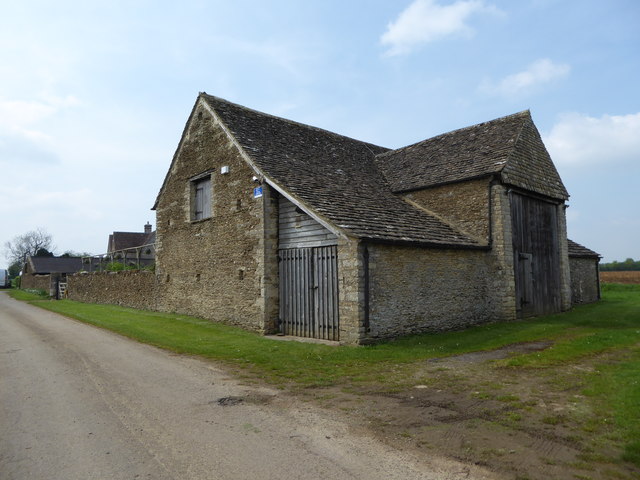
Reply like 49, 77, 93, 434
253, 186, 263, 198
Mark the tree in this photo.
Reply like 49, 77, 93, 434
7, 260, 21, 278
3, 228, 55, 266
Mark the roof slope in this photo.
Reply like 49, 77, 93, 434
201, 94, 480, 247
28, 256, 83, 274
568, 239, 600, 258
375, 111, 568, 200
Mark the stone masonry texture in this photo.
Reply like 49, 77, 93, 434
365, 244, 494, 340
67, 271, 157, 310
569, 258, 600, 304
403, 178, 491, 244
154, 100, 271, 332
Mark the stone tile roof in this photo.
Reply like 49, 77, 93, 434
568, 239, 601, 258
28, 256, 84, 274
202, 94, 480, 247
375, 111, 569, 200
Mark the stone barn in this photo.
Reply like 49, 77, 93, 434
152, 93, 599, 344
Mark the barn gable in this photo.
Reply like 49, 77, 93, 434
501, 116, 568, 200
374, 110, 568, 201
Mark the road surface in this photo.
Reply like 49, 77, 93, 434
0, 292, 496, 479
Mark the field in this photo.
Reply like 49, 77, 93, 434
600, 271, 640, 284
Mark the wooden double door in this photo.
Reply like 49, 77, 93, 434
278, 246, 339, 341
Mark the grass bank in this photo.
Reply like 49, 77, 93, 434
9, 284, 640, 471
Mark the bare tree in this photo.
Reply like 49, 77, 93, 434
3, 228, 55, 265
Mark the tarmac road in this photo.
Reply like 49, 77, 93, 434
0, 291, 496, 480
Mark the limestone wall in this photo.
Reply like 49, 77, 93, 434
365, 244, 495, 340
67, 271, 157, 310
20, 274, 50, 292
569, 258, 600, 304
403, 178, 491, 244
154, 99, 274, 332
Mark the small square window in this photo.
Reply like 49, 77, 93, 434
192, 176, 211, 220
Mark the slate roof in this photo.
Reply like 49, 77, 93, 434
568, 239, 600, 258
375, 111, 569, 200
201, 94, 480, 247
108, 231, 155, 252
27, 256, 84, 274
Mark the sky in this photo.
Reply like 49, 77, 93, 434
1, 0, 638, 266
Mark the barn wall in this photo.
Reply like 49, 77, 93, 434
154, 99, 275, 332
402, 178, 491, 244
67, 271, 157, 310
365, 244, 494, 339
569, 257, 600, 304
20, 274, 51, 292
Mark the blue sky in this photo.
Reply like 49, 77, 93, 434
1, 0, 638, 265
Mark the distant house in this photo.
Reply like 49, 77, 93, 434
83, 223, 156, 271
21, 255, 84, 296
151, 93, 599, 343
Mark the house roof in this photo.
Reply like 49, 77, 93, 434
568, 239, 600, 259
375, 111, 569, 200
198, 94, 481, 247
108, 231, 155, 252
27, 256, 84, 274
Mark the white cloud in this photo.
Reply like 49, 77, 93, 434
480, 58, 570, 97
380, 0, 500, 56
0, 95, 80, 164
544, 112, 640, 166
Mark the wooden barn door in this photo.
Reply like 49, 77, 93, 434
510, 192, 561, 317
279, 246, 339, 341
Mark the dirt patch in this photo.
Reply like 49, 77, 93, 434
299, 343, 639, 480
427, 341, 553, 364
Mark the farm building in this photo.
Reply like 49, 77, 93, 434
152, 93, 599, 344
21, 255, 84, 297
567, 239, 601, 304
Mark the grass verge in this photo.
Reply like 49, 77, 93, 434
8, 284, 640, 468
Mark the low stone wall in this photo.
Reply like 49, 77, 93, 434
67, 271, 157, 310
20, 274, 51, 292
569, 257, 600, 304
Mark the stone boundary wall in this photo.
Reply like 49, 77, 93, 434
67, 271, 157, 310
21, 274, 51, 292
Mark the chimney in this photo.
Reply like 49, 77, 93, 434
144, 222, 152, 234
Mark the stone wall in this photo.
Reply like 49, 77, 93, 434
337, 237, 365, 344
570, 257, 600, 304
487, 183, 517, 321
403, 178, 491, 244
20, 274, 50, 292
365, 244, 495, 340
154, 99, 273, 332
67, 271, 157, 310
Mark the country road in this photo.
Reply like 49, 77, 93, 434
0, 292, 496, 480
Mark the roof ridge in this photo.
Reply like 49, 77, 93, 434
199, 93, 389, 152
377, 110, 531, 159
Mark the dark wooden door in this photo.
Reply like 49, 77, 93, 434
279, 246, 339, 340
510, 192, 561, 317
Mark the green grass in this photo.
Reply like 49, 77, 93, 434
8, 284, 640, 466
